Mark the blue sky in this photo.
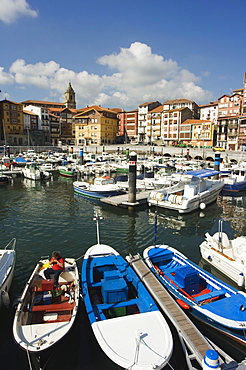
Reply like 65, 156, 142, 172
0, 0, 245, 110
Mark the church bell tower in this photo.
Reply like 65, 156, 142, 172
64, 82, 76, 109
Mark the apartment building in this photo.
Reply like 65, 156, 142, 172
147, 105, 163, 143
22, 99, 65, 110
216, 93, 242, 150
74, 105, 119, 146
199, 101, 218, 124
0, 99, 25, 145
180, 119, 214, 147
238, 73, 246, 149
23, 110, 46, 146
138, 101, 161, 142
162, 107, 193, 144
117, 109, 138, 142
163, 99, 199, 119
23, 105, 51, 144
49, 107, 78, 145
49, 112, 61, 146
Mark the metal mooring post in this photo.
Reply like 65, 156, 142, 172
128, 152, 137, 204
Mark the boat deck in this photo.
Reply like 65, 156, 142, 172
126, 254, 213, 368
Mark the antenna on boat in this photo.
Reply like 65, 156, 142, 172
218, 219, 223, 252
93, 212, 103, 245
154, 210, 157, 247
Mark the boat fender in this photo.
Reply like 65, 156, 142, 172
203, 251, 212, 261
238, 272, 244, 287
1, 290, 10, 308
176, 299, 190, 310
202, 349, 221, 370
200, 202, 206, 210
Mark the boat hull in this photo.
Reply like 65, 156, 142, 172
200, 233, 246, 289
148, 184, 223, 213
73, 185, 123, 199
0, 243, 16, 308
148, 170, 224, 213
59, 170, 77, 178
0, 175, 9, 185
73, 178, 125, 199
82, 244, 173, 370
143, 245, 246, 345
13, 258, 80, 353
222, 182, 246, 192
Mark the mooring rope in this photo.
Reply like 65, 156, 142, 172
125, 333, 171, 370
26, 349, 33, 370
73, 253, 85, 261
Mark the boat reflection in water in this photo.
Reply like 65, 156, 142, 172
2, 175, 246, 369
217, 193, 246, 235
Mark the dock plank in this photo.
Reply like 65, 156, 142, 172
100, 191, 150, 208
126, 254, 212, 366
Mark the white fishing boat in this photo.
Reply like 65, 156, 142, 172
200, 219, 246, 289
22, 162, 50, 180
148, 169, 224, 213
13, 257, 80, 353
39, 162, 58, 174
0, 238, 16, 309
81, 215, 173, 370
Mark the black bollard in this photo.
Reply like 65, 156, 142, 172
128, 152, 137, 204
214, 153, 220, 179
79, 148, 84, 165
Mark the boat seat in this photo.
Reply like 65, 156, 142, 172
31, 302, 74, 312
96, 298, 140, 311
195, 289, 226, 303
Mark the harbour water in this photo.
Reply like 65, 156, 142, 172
0, 174, 246, 369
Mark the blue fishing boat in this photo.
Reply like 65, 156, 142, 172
143, 244, 246, 346
221, 166, 246, 193
73, 176, 126, 199
81, 215, 173, 370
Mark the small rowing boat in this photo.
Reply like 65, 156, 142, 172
81, 214, 173, 369
13, 257, 80, 353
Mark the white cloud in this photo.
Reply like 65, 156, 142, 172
0, 0, 38, 24
0, 42, 214, 109
0, 67, 15, 84
9, 59, 60, 88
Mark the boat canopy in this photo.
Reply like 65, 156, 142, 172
184, 169, 220, 178
13, 157, 27, 163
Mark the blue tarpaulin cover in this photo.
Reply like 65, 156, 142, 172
13, 157, 27, 163
184, 169, 220, 178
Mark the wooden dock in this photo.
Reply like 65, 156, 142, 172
126, 254, 222, 369
127, 254, 246, 369
100, 190, 149, 208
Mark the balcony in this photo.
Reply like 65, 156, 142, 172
228, 124, 238, 129
138, 127, 145, 134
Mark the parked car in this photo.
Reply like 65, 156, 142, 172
213, 146, 225, 152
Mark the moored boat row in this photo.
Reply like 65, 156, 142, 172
3, 213, 246, 370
